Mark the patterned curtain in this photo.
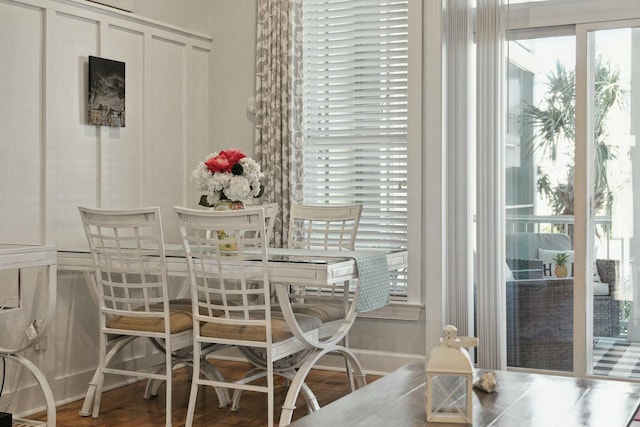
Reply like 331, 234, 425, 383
254, 0, 303, 248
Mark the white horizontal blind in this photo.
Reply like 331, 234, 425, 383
301, 0, 409, 297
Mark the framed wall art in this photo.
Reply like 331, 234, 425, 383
88, 56, 125, 127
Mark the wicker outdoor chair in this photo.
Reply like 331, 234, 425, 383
505, 257, 621, 371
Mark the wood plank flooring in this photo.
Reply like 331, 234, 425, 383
29, 359, 380, 427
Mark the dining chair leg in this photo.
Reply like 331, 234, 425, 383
164, 349, 172, 427
198, 361, 231, 407
267, 361, 275, 427
80, 336, 136, 417
230, 367, 319, 413
277, 369, 320, 413
343, 333, 355, 391
185, 380, 199, 427
230, 367, 268, 411
79, 382, 96, 417
278, 347, 366, 427
92, 370, 105, 418
144, 378, 162, 399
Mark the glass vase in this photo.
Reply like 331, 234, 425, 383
214, 200, 245, 211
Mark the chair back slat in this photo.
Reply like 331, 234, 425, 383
287, 204, 362, 299
288, 204, 362, 251
175, 207, 271, 331
79, 207, 170, 318
261, 202, 278, 244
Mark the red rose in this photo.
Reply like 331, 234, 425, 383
205, 149, 246, 174
220, 149, 246, 165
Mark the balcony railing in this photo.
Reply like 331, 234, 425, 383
506, 214, 619, 260
506, 214, 612, 231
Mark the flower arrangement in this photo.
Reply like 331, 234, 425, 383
191, 149, 263, 207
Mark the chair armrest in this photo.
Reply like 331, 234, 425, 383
596, 259, 621, 298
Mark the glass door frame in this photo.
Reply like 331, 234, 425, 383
575, 18, 640, 377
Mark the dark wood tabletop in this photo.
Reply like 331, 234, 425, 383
290, 362, 640, 427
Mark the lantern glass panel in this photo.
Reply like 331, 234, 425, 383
430, 374, 468, 417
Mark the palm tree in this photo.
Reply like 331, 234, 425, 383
523, 56, 626, 217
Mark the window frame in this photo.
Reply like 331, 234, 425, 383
295, 0, 423, 320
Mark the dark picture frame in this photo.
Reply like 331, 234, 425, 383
88, 56, 125, 127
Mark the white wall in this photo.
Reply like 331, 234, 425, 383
206, 1, 257, 156
0, 1, 45, 245
132, 0, 210, 34
134, 0, 258, 157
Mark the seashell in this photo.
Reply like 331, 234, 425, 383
473, 371, 498, 393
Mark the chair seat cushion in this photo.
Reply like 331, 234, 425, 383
106, 309, 193, 334
200, 312, 321, 342
272, 303, 345, 323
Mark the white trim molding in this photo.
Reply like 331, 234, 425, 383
85, 0, 132, 13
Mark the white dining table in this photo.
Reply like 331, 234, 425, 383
57, 245, 407, 425
57, 246, 408, 307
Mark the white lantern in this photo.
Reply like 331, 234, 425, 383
426, 325, 479, 424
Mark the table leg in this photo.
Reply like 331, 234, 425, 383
4, 353, 56, 427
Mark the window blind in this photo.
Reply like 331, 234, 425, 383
301, 0, 409, 297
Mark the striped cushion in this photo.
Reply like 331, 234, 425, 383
290, 304, 344, 322
273, 303, 345, 322
106, 309, 192, 334
169, 299, 236, 318
200, 313, 321, 342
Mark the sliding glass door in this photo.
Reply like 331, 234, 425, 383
504, 17, 640, 378
505, 33, 577, 372
582, 22, 640, 379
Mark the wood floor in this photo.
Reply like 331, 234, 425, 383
29, 359, 380, 427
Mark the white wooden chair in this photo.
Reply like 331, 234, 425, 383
285, 204, 362, 338
174, 207, 322, 427
288, 204, 362, 252
283, 204, 364, 389
78, 206, 228, 426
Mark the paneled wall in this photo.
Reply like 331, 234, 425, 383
0, 0, 211, 416
1, 0, 212, 249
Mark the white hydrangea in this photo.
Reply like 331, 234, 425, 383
239, 157, 260, 176
224, 175, 252, 201
208, 173, 231, 192
191, 151, 263, 207
191, 163, 212, 192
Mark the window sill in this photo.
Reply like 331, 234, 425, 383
357, 302, 422, 321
